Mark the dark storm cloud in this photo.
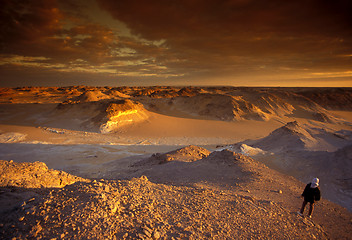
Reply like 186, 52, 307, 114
98, 0, 352, 39
0, 0, 117, 63
0, 0, 177, 81
0, 0, 63, 53
97, 0, 352, 74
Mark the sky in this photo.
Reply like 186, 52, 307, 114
0, 0, 351, 87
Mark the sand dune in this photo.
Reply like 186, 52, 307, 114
252, 121, 319, 151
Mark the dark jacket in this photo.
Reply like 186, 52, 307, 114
302, 183, 321, 203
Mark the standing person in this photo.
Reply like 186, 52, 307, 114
298, 178, 321, 218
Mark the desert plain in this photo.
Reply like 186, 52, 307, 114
0, 86, 351, 239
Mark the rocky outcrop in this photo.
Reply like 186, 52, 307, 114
97, 100, 149, 133
133, 145, 211, 166
55, 99, 149, 133
0, 160, 89, 188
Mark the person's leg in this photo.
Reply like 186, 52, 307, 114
308, 202, 314, 217
300, 200, 308, 214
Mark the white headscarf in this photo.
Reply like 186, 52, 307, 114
310, 178, 319, 188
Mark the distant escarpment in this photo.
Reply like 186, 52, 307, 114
297, 88, 352, 110
144, 90, 345, 123
1, 86, 351, 125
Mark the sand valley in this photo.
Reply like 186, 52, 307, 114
0, 86, 351, 239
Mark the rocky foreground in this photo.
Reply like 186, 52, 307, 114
0, 149, 351, 239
